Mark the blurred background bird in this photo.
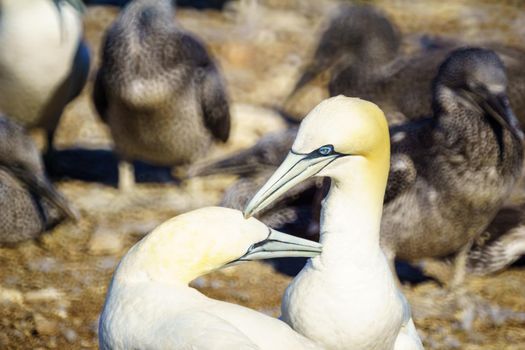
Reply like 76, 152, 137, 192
92, 0, 231, 191
0, 0, 90, 163
0, 115, 77, 244
285, 3, 525, 128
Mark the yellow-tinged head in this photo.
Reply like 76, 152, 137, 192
245, 96, 390, 217
113, 207, 321, 285
295, 95, 389, 159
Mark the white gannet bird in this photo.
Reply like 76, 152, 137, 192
245, 96, 424, 350
0, 0, 90, 155
99, 207, 323, 350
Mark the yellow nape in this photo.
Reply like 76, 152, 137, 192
114, 207, 269, 285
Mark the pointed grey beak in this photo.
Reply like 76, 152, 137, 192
486, 94, 524, 141
233, 228, 322, 264
461, 88, 524, 142
244, 151, 339, 218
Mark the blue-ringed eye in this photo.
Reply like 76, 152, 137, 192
318, 145, 334, 156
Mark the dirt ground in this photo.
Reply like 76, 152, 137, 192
1, 0, 525, 349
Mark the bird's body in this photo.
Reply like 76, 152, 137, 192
0, 115, 75, 244
94, 0, 230, 188
380, 48, 523, 263
245, 96, 423, 349
101, 280, 320, 349
0, 0, 89, 145
99, 207, 322, 350
330, 45, 525, 126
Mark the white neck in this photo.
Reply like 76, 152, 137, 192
317, 159, 387, 269
281, 157, 406, 349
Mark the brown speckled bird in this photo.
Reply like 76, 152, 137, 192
287, 4, 401, 104
288, 4, 525, 130
93, 0, 230, 191
380, 48, 523, 278
0, 115, 77, 244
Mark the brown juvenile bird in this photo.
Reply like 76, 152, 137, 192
379, 48, 523, 280
93, 0, 230, 191
0, 115, 77, 244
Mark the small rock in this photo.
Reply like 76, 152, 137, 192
0, 332, 9, 346
53, 304, 69, 319
443, 335, 461, 349
62, 328, 78, 343
89, 227, 124, 255
25, 288, 64, 303
27, 257, 57, 273
48, 336, 57, 348
33, 314, 59, 336
80, 339, 92, 347
90, 317, 100, 335
96, 257, 118, 270
0, 287, 24, 305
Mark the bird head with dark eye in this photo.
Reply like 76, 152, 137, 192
244, 96, 391, 217
434, 47, 524, 141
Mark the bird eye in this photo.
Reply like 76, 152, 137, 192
318, 145, 334, 156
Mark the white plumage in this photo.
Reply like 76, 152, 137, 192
245, 96, 424, 350
99, 207, 322, 350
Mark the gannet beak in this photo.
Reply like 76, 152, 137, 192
244, 151, 339, 217
232, 228, 322, 264
485, 94, 524, 141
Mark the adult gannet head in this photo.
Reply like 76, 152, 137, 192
245, 95, 390, 217
113, 207, 322, 285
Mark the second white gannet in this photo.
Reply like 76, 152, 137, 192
245, 96, 424, 350
99, 207, 323, 350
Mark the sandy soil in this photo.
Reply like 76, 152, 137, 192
1, 1, 525, 349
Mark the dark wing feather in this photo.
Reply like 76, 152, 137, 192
198, 63, 230, 142
67, 40, 91, 102
38, 40, 90, 131
384, 154, 417, 204
177, 33, 231, 142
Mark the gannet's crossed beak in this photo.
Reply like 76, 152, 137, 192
244, 145, 343, 218
227, 228, 322, 266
